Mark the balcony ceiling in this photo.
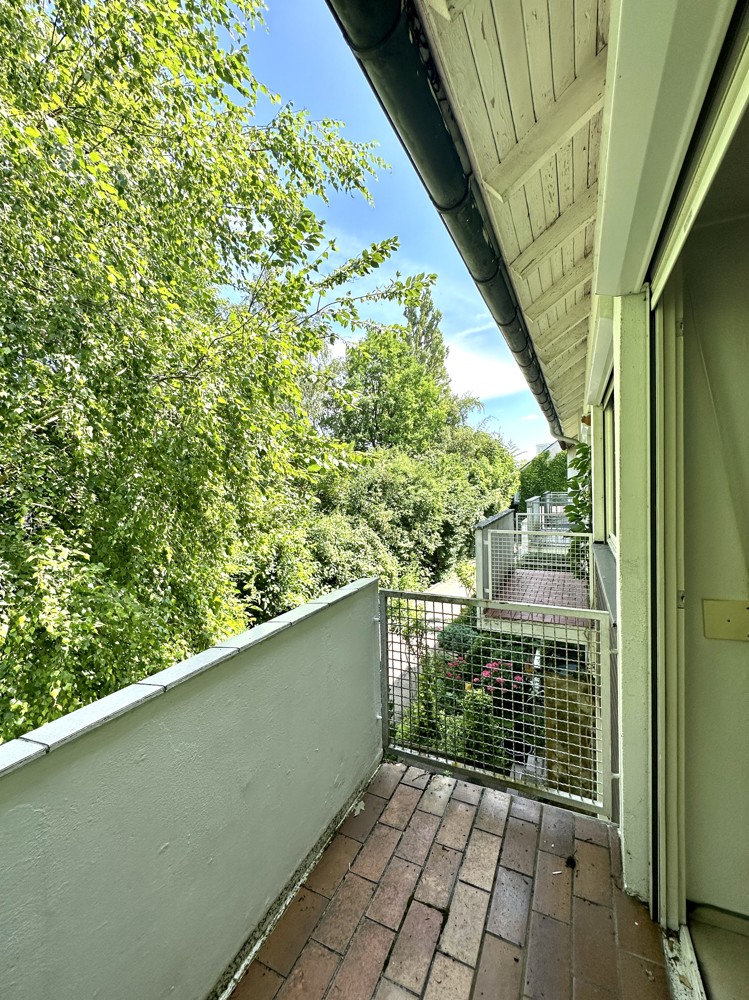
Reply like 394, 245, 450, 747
416, 0, 609, 436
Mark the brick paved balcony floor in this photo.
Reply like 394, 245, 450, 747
234, 763, 669, 1000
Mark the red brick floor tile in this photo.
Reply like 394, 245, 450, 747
381, 784, 423, 830
573, 841, 612, 907
311, 873, 374, 954
487, 866, 533, 947
573, 897, 618, 993
276, 941, 339, 1000
452, 779, 483, 805
500, 817, 538, 877
575, 814, 610, 846
510, 794, 541, 825
475, 788, 511, 836
232, 962, 283, 1000
368, 856, 422, 931
402, 765, 431, 789
423, 952, 474, 999
436, 799, 477, 851
420, 775, 456, 816
574, 978, 618, 999
257, 888, 329, 976
473, 934, 523, 999
440, 880, 490, 966
385, 900, 444, 994
351, 823, 401, 883
524, 911, 572, 1000
340, 792, 387, 843
618, 951, 670, 999
396, 809, 441, 865
327, 918, 394, 1000
415, 844, 463, 910
374, 980, 416, 1000
540, 805, 576, 857
368, 762, 407, 799
305, 834, 360, 898
533, 850, 573, 923
459, 829, 502, 892
613, 888, 665, 964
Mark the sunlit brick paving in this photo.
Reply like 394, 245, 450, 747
234, 763, 669, 999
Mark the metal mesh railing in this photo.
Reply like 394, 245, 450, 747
487, 528, 593, 608
380, 589, 611, 814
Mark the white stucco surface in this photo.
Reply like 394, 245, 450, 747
0, 578, 382, 1000
614, 290, 652, 901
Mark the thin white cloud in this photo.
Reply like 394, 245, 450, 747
520, 413, 541, 421
445, 343, 527, 399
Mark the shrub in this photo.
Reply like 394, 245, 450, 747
438, 621, 478, 657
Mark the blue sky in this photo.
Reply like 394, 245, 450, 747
245, 1, 552, 459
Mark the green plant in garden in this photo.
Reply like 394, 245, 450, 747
437, 621, 478, 657
565, 441, 592, 578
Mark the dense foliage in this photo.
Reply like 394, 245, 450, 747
0, 0, 519, 741
517, 448, 568, 510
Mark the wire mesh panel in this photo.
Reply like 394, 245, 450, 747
381, 589, 611, 815
488, 529, 592, 608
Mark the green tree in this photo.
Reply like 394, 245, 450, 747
327, 324, 454, 452
0, 0, 426, 741
517, 449, 568, 510
403, 286, 448, 380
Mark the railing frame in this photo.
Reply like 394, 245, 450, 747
379, 588, 612, 818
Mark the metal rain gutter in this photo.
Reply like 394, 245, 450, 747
324, 0, 564, 439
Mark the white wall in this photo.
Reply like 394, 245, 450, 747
683, 219, 749, 916
0, 579, 382, 1000
614, 291, 652, 901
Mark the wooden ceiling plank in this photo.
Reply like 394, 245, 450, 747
465, 0, 517, 157
525, 171, 548, 240
542, 340, 588, 380
536, 317, 589, 363
510, 181, 598, 278
533, 294, 591, 346
550, 0, 576, 98
523, 254, 593, 319
425, 11, 500, 172
425, 0, 473, 21
597, 0, 610, 52
523, 0, 555, 117
588, 108, 603, 186
557, 139, 574, 213
574, 0, 598, 72
494, 0, 536, 141
485, 46, 606, 202
541, 158, 560, 227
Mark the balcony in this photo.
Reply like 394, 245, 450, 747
237, 762, 669, 1000
0, 577, 659, 1000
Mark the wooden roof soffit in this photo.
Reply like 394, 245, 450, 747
425, 0, 473, 21
485, 47, 607, 204
523, 256, 594, 321
541, 340, 588, 382
510, 183, 598, 280
533, 295, 591, 348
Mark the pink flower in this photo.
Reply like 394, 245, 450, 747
473, 677, 479, 684
481, 669, 491, 678
514, 675, 523, 683
446, 672, 453, 679
487, 686, 495, 692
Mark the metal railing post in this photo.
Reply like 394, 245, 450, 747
599, 615, 612, 819
379, 590, 390, 753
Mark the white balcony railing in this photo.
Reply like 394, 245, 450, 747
0, 579, 381, 1000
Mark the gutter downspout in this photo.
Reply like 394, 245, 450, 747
324, 0, 565, 439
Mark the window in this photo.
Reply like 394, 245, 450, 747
602, 379, 617, 550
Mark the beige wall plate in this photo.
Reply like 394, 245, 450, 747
702, 599, 749, 641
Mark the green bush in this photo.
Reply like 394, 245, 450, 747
438, 621, 478, 656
